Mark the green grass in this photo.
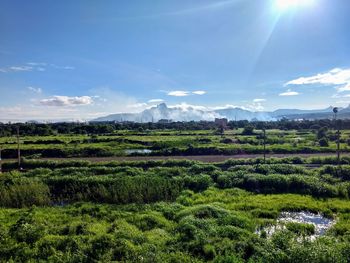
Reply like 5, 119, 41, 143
1, 128, 349, 158
1, 188, 350, 262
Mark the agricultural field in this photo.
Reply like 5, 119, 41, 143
1, 157, 350, 262
1, 122, 350, 262
1, 122, 350, 159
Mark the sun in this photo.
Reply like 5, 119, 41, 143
275, 0, 315, 12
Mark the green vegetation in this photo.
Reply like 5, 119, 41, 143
1, 188, 350, 262
0, 158, 350, 261
1, 122, 350, 261
1, 120, 350, 158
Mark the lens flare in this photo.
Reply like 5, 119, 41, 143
275, 0, 315, 12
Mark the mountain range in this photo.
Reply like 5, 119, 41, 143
92, 103, 350, 122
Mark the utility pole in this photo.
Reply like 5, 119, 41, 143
263, 128, 266, 163
0, 146, 2, 174
17, 126, 21, 170
333, 107, 340, 166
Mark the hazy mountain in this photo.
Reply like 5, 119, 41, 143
215, 108, 273, 121
93, 103, 219, 122
271, 106, 335, 117
92, 103, 350, 122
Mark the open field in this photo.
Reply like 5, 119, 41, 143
1, 123, 350, 262
3, 152, 350, 164
1, 157, 350, 262
1, 124, 349, 159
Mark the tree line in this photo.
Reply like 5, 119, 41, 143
1, 119, 349, 136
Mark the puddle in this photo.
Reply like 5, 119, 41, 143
125, 149, 153, 155
257, 211, 336, 240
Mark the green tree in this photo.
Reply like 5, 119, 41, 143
242, 125, 254, 135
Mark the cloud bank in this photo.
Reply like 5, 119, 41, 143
167, 90, 207, 97
0, 62, 75, 73
192, 90, 207, 95
285, 68, 350, 92
39, 96, 93, 106
279, 89, 299, 96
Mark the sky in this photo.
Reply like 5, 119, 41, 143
1, 0, 350, 121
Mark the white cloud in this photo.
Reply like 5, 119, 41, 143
167, 90, 207, 97
279, 89, 299, 96
128, 102, 148, 108
27, 86, 42, 94
27, 62, 47, 66
0, 88, 147, 121
169, 102, 208, 111
39, 96, 93, 106
192, 90, 206, 95
253, 98, 266, 102
285, 68, 350, 92
332, 93, 350, 99
167, 90, 190, 97
246, 102, 264, 111
50, 64, 75, 70
335, 100, 350, 105
148, 99, 164, 103
211, 104, 240, 110
0, 66, 33, 72
0, 62, 75, 73
337, 83, 350, 92
0, 105, 82, 122
10, 66, 33, 72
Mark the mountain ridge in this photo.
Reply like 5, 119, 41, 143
92, 103, 350, 122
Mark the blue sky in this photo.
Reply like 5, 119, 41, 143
1, 0, 350, 121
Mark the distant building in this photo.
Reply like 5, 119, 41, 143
215, 118, 228, 128
158, 119, 172, 124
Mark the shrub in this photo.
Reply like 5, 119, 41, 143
319, 137, 329, 147
0, 175, 50, 208
242, 126, 255, 135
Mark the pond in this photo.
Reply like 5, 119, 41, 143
257, 211, 336, 240
125, 149, 153, 155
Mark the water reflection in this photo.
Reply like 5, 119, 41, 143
257, 211, 336, 240
125, 149, 153, 154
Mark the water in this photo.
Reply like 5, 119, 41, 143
257, 211, 336, 240
125, 149, 153, 155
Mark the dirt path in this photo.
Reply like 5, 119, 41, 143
3, 153, 349, 163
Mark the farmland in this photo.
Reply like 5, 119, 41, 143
1, 122, 350, 262
1, 120, 350, 159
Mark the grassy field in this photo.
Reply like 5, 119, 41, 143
1, 128, 349, 158
1, 124, 350, 262
1, 157, 350, 261
1, 189, 350, 262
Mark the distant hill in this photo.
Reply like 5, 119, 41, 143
92, 103, 350, 122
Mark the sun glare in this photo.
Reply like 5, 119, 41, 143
275, 0, 315, 12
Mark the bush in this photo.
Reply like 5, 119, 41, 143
319, 137, 329, 147
242, 126, 255, 135
0, 175, 50, 208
